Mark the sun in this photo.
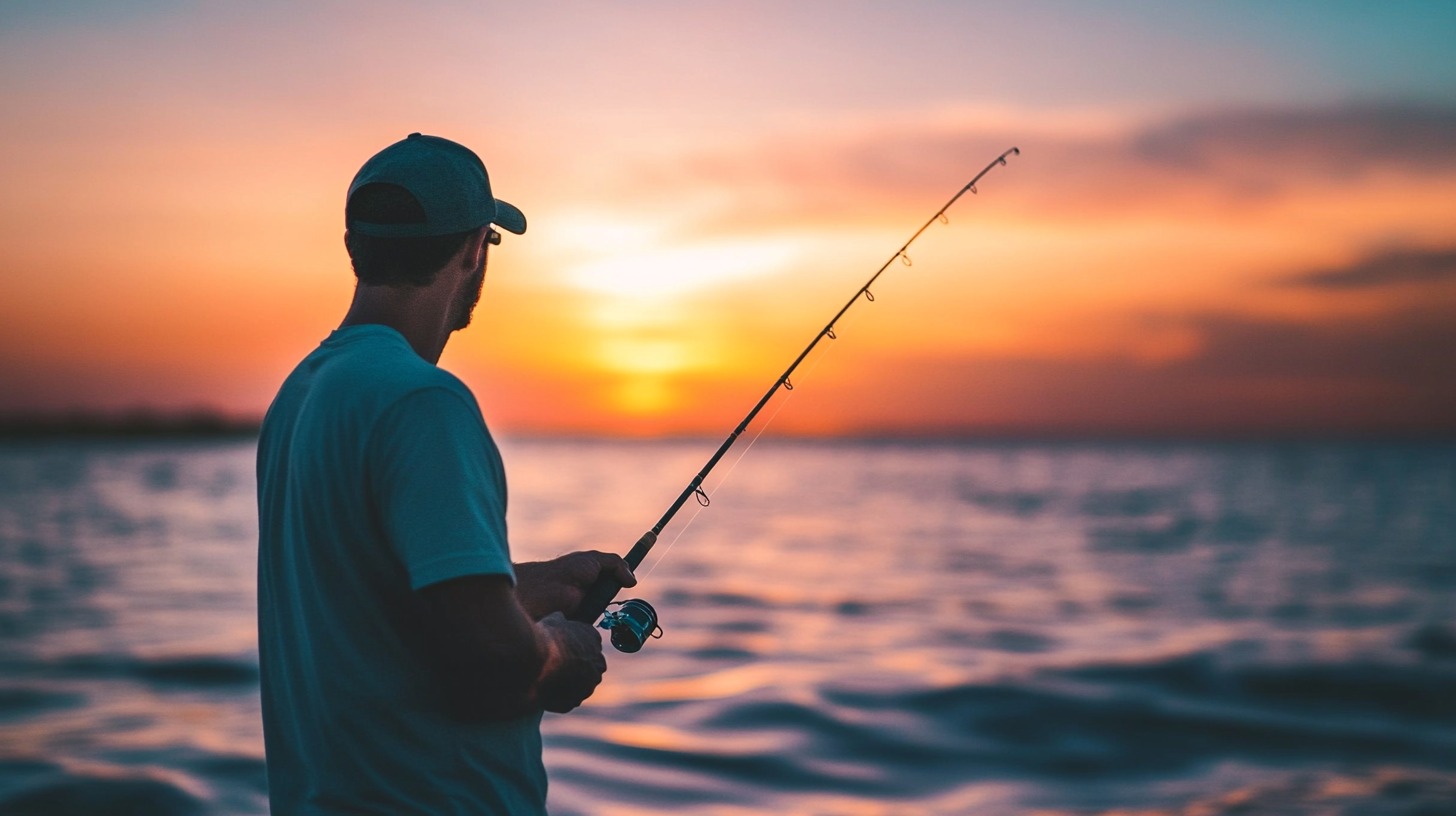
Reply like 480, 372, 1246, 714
610, 378, 677, 417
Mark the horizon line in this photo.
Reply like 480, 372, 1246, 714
0, 409, 1451, 445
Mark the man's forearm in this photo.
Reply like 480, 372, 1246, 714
419, 575, 550, 721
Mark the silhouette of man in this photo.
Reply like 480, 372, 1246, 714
256, 133, 635, 814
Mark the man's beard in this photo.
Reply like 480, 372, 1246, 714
452, 262, 486, 331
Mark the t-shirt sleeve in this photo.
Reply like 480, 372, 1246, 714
367, 386, 514, 591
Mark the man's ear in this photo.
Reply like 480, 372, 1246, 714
462, 227, 489, 269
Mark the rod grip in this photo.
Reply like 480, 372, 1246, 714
569, 530, 658, 624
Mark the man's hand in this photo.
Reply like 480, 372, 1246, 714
515, 551, 636, 620
533, 612, 608, 713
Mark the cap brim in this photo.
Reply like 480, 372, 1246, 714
494, 199, 526, 234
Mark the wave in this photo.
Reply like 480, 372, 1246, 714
0, 689, 84, 721
4, 654, 259, 689
0, 774, 206, 816
1063, 651, 1456, 724
549, 648, 1456, 811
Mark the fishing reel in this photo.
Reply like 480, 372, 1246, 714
598, 598, 663, 653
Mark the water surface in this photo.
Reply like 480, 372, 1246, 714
1, 438, 1452, 814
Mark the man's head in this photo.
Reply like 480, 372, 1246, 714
343, 134, 526, 303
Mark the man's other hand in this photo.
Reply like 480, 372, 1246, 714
534, 612, 608, 713
515, 551, 636, 620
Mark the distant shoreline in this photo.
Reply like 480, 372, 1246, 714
0, 413, 1450, 444
0, 412, 261, 440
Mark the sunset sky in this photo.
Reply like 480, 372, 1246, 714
2, 1, 1454, 436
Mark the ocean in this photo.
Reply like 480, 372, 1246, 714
0, 436, 1453, 815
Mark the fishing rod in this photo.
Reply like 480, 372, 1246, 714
570, 147, 1021, 651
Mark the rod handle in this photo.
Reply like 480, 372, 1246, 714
569, 530, 658, 624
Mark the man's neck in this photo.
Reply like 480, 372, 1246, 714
339, 284, 453, 364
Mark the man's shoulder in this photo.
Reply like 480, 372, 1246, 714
268, 326, 480, 437
318, 326, 473, 399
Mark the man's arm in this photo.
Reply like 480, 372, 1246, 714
417, 574, 607, 720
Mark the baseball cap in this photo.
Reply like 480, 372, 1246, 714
346, 133, 527, 238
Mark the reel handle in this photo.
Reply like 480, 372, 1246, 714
569, 530, 657, 624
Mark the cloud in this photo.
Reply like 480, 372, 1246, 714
1282, 246, 1456, 289
797, 294, 1456, 437
1128, 103, 1456, 176
1174, 304, 1456, 384
608, 101, 1456, 233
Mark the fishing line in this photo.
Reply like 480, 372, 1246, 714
635, 379, 800, 581
637, 299, 857, 581
640, 257, 893, 580
571, 147, 1021, 651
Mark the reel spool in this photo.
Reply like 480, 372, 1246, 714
598, 598, 663, 653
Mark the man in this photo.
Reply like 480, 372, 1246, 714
256, 133, 635, 814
